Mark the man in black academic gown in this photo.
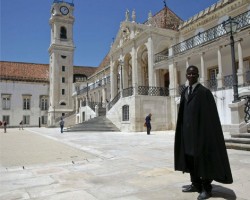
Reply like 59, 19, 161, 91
174, 65, 233, 200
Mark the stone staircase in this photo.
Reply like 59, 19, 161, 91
64, 113, 76, 127
65, 116, 120, 132
225, 133, 250, 151
98, 107, 106, 116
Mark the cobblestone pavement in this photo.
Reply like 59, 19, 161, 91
0, 128, 249, 200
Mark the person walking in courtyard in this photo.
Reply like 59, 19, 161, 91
145, 113, 152, 135
19, 120, 24, 130
59, 117, 64, 134
3, 121, 7, 133
174, 65, 233, 200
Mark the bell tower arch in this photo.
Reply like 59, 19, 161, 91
48, 1, 75, 126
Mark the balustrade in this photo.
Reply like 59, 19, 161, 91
172, 10, 250, 56
207, 79, 218, 91
122, 87, 134, 97
138, 86, 169, 96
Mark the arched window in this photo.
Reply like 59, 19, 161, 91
60, 102, 66, 106
122, 105, 129, 121
60, 27, 67, 39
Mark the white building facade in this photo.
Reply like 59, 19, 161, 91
1, 0, 249, 132
76, 0, 250, 133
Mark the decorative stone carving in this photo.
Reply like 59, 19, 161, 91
122, 27, 130, 42
132, 9, 136, 22
125, 9, 130, 21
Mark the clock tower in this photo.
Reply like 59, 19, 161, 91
48, 1, 75, 126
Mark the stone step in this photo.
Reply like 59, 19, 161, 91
73, 124, 118, 128
66, 128, 119, 132
65, 116, 119, 132
231, 133, 250, 138
226, 143, 250, 151
225, 138, 250, 144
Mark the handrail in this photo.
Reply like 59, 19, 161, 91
107, 92, 121, 111
122, 87, 134, 97
240, 95, 250, 123
77, 76, 111, 95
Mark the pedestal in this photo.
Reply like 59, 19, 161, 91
228, 99, 247, 134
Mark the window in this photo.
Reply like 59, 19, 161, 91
2, 95, 11, 110
23, 115, 30, 125
62, 77, 65, 83
75, 86, 80, 92
62, 89, 65, 95
23, 96, 31, 110
61, 55, 67, 59
60, 102, 66, 106
208, 67, 219, 80
2, 115, 10, 124
41, 116, 47, 124
60, 27, 67, 39
62, 66, 65, 71
41, 97, 48, 110
208, 67, 218, 90
122, 105, 129, 121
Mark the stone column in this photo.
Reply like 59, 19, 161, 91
185, 57, 190, 86
119, 58, 124, 97
200, 52, 205, 86
237, 41, 245, 86
155, 70, 160, 87
217, 47, 224, 89
131, 47, 138, 95
146, 36, 155, 87
110, 60, 116, 100
102, 88, 106, 106
186, 57, 190, 69
169, 62, 178, 97
75, 96, 79, 114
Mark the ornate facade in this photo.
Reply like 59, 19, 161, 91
76, 0, 250, 133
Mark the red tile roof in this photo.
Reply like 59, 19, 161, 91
0, 61, 49, 82
144, 7, 183, 30
73, 66, 97, 77
0, 61, 97, 82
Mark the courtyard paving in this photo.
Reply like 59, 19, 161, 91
0, 128, 249, 200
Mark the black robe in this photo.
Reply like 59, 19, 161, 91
174, 84, 233, 184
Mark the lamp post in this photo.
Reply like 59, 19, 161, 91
223, 16, 239, 103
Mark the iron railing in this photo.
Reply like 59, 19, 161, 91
207, 79, 218, 91
138, 86, 169, 96
246, 71, 250, 85
77, 76, 111, 95
172, 10, 250, 55
155, 49, 169, 63
240, 95, 250, 123
224, 75, 234, 88
122, 87, 134, 97
78, 86, 89, 95
107, 92, 121, 111
178, 84, 186, 95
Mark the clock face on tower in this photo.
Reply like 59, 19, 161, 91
60, 6, 69, 15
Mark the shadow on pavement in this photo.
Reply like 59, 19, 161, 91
212, 184, 236, 200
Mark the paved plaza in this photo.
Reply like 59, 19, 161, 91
0, 128, 250, 200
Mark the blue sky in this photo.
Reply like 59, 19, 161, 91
1, 0, 218, 67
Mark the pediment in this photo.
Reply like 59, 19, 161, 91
110, 22, 147, 52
